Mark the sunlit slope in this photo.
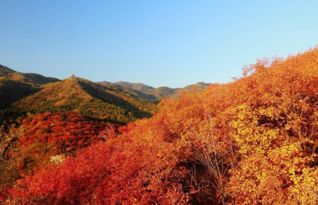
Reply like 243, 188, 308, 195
11, 77, 156, 123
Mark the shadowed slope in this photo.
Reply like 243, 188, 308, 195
0, 79, 39, 109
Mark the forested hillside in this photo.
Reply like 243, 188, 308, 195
2, 48, 318, 204
0, 65, 206, 124
10, 77, 155, 123
0, 66, 157, 124
100, 81, 210, 102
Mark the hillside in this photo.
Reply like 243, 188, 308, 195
4, 48, 318, 204
10, 77, 156, 123
182, 81, 210, 91
100, 81, 210, 102
0, 64, 59, 85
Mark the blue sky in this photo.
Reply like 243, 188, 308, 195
1, 1, 318, 88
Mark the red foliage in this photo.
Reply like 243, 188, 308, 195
18, 112, 117, 154
9, 115, 186, 204
6, 112, 119, 180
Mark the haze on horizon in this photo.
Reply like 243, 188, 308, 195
1, 0, 318, 87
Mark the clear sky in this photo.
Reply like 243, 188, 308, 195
1, 1, 318, 88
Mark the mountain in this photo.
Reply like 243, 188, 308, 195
0, 64, 207, 123
99, 81, 159, 102
0, 64, 59, 85
113, 81, 177, 101
182, 82, 210, 91
10, 77, 156, 123
100, 81, 210, 102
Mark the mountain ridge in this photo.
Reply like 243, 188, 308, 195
100, 81, 210, 102
1, 64, 210, 103
0, 65, 209, 123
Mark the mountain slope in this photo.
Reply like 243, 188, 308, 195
0, 64, 59, 85
182, 82, 210, 91
114, 81, 177, 101
100, 81, 210, 102
11, 77, 156, 123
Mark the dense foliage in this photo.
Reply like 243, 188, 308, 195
0, 112, 118, 200
2, 48, 318, 204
